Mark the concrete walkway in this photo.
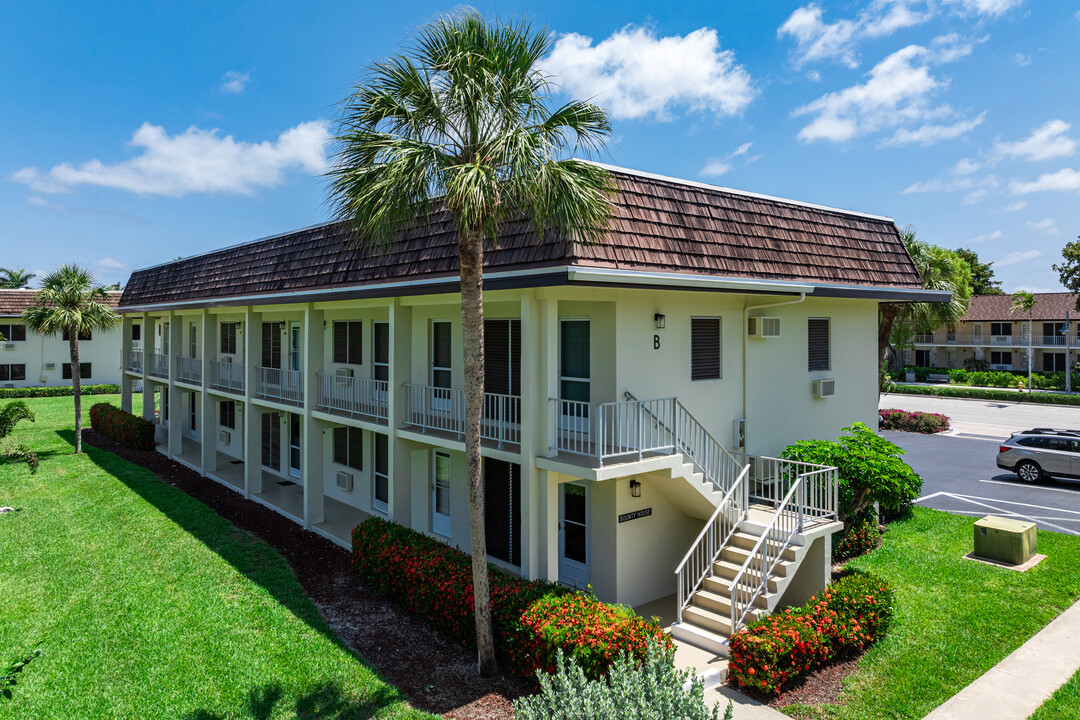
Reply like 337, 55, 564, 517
923, 598, 1080, 720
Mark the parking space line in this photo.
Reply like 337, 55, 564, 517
916, 491, 947, 503
928, 493, 1078, 534
950, 492, 1080, 516
978, 478, 1080, 497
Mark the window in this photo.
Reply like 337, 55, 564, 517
808, 318, 831, 372
690, 317, 721, 380
62, 328, 92, 341
261, 412, 280, 469
991, 351, 1013, 365
432, 322, 452, 388
915, 349, 931, 367
220, 322, 239, 355
0, 324, 26, 342
990, 322, 1012, 336
333, 426, 363, 471
333, 321, 364, 365
0, 364, 26, 381
219, 401, 236, 429
1043, 353, 1066, 372
131, 324, 141, 341
189, 323, 197, 359
62, 363, 92, 379
373, 322, 389, 382
374, 433, 389, 513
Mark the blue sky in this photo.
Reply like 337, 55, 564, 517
1, 1, 1077, 292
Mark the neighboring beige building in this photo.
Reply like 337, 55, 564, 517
0, 289, 126, 389
116, 164, 941, 655
903, 292, 1080, 372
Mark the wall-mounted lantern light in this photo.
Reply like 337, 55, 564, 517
630, 478, 642, 498
654, 313, 666, 329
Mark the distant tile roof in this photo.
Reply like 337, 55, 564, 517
0, 289, 121, 317
120, 165, 923, 309
963, 292, 1080, 322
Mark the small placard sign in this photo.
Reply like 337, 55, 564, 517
618, 508, 652, 523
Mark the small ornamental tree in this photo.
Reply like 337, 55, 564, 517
782, 422, 922, 525
0, 401, 38, 474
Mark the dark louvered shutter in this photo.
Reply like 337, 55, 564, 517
262, 323, 281, 368
484, 319, 510, 395
808, 318, 831, 371
691, 318, 721, 380
262, 412, 280, 468
349, 427, 363, 470
333, 322, 348, 363
348, 322, 363, 364
333, 427, 348, 466
484, 459, 521, 566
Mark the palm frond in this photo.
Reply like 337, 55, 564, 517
0, 401, 34, 440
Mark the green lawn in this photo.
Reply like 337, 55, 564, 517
0, 396, 433, 719
1030, 668, 1080, 720
783, 507, 1080, 720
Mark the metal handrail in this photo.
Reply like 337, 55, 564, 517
148, 353, 169, 378
317, 373, 388, 424
255, 366, 303, 405
176, 356, 201, 384
210, 360, 244, 393
126, 349, 143, 373
674, 465, 749, 622
402, 384, 522, 447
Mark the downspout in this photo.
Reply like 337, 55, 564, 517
741, 293, 808, 458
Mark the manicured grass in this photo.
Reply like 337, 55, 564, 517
783, 507, 1080, 720
0, 396, 433, 719
1030, 668, 1080, 720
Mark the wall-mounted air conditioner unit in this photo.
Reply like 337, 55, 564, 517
747, 317, 781, 338
336, 471, 354, 491
336, 368, 354, 377
219, 430, 231, 444
3, 383, 14, 389
2, 343, 14, 350
812, 379, 836, 398
44, 362, 55, 370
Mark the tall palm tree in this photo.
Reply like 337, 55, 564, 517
0, 268, 36, 289
23, 265, 119, 453
1011, 290, 1037, 390
327, 11, 615, 676
879, 228, 973, 382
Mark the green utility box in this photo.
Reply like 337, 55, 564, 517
974, 516, 1037, 565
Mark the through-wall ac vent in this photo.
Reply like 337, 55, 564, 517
2, 383, 14, 389
219, 430, 231, 444
335, 367, 354, 377
812, 379, 836, 398
747, 317, 781, 338
44, 362, 56, 370
2, 343, 14, 350
336, 471, 354, 492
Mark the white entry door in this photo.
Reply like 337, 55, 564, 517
288, 413, 302, 480
558, 482, 590, 588
432, 450, 452, 537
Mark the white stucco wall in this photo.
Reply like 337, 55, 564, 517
0, 321, 123, 388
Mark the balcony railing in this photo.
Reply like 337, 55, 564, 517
990, 335, 1015, 345
1038, 335, 1068, 346
176, 356, 201, 384
210, 360, 244, 394
316, 373, 388, 424
126, 350, 143, 373
255, 366, 303, 406
149, 353, 169, 378
914, 334, 935, 343
551, 396, 682, 465
401, 384, 522, 448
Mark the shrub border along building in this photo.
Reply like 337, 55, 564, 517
351, 517, 669, 679
728, 572, 893, 695
89, 403, 156, 451
0, 384, 120, 399
879, 409, 950, 434
893, 384, 1080, 406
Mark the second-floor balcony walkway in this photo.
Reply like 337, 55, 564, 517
176, 356, 201, 384
255, 366, 303, 406
149, 352, 169, 379
316, 373, 388, 425
400, 383, 521, 449
210, 360, 244, 394
126, 349, 143, 373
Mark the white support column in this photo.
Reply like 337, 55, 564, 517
141, 314, 155, 424
244, 307, 262, 496
519, 291, 539, 579
387, 299, 413, 526
302, 304, 325, 528
120, 315, 134, 414
538, 295, 559, 457
200, 311, 218, 475
167, 313, 183, 458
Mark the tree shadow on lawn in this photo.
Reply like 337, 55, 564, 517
184, 681, 403, 720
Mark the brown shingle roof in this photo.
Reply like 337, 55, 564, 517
963, 293, 1080, 322
0, 289, 121, 317
121, 166, 922, 308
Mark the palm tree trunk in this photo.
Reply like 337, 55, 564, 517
879, 303, 903, 387
458, 228, 497, 677
69, 330, 82, 454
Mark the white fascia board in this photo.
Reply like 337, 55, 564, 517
566, 267, 815, 295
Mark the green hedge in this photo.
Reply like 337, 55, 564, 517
351, 517, 669, 679
728, 572, 893, 695
89, 403, 156, 450
893, 384, 1080, 406
0, 384, 120, 399
891, 366, 1080, 391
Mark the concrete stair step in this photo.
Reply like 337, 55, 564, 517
681, 605, 733, 637
670, 621, 730, 657
721, 543, 798, 566
712, 556, 789, 582
703, 570, 779, 597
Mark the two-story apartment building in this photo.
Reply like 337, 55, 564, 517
116, 164, 942, 652
0, 289, 125, 389
904, 293, 1080, 372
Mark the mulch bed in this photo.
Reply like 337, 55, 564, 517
83, 430, 530, 720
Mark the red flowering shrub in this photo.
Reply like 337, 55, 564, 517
351, 517, 666, 678
728, 572, 892, 695
879, 409, 950, 434
833, 519, 882, 560
89, 403, 155, 450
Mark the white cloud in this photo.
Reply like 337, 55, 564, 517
883, 111, 986, 146
778, 4, 861, 69
794, 42, 980, 144
903, 172, 998, 194
94, 257, 128, 271
994, 120, 1076, 162
219, 71, 250, 94
943, 0, 1024, 17
963, 188, 989, 204
544, 26, 756, 121
1026, 218, 1059, 235
967, 230, 1003, 243
10, 120, 330, 197
700, 159, 732, 177
1004, 200, 1027, 211
1010, 168, 1080, 194
731, 142, 753, 156
1013, 53, 1031, 67
995, 249, 1041, 267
